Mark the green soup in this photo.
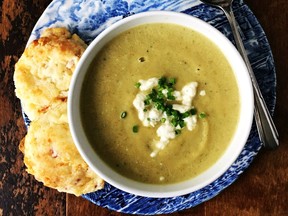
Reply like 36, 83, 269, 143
81, 23, 240, 184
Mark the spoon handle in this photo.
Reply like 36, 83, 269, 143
221, 5, 279, 149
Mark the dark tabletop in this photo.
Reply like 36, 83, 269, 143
1, 0, 287, 215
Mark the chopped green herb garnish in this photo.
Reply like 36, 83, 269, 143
169, 78, 176, 85
179, 119, 185, 128
132, 125, 139, 133
171, 118, 178, 127
134, 76, 205, 137
199, 112, 207, 119
167, 94, 176, 100
120, 111, 127, 119
172, 110, 180, 119
175, 129, 181, 135
190, 108, 197, 115
144, 99, 151, 106
155, 102, 165, 111
158, 77, 167, 87
182, 111, 190, 119
168, 87, 174, 93
157, 91, 164, 99
135, 82, 141, 88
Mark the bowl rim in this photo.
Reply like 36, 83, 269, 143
68, 10, 254, 198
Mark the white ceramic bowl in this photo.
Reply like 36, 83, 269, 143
68, 11, 254, 198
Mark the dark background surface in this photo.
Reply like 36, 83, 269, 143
1, 0, 287, 215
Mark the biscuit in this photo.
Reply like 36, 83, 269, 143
19, 104, 104, 196
15, 27, 104, 196
14, 27, 87, 121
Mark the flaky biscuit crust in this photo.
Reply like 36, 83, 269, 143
15, 28, 104, 196
20, 104, 104, 196
14, 27, 87, 120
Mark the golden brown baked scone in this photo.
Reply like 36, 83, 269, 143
19, 103, 104, 196
14, 27, 87, 121
15, 27, 104, 196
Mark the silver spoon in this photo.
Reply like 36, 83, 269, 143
200, 0, 279, 149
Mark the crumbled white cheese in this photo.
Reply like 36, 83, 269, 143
162, 89, 182, 101
139, 78, 158, 91
133, 96, 165, 127
150, 151, 157, 158
199, 90, 206, 96
162, 89, 168, 96
181, 82, 198, 106
149, 122, 177, 157
133, 92, 146, 122
173, 90, 182, 101
146, 108, 163, 127
184, 115, 198, 131
133, 77, 199, 157
157, 123, 176, 143
172, 104, 190, 113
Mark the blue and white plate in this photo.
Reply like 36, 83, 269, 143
26, 0, 276, 214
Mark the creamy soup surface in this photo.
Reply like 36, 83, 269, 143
81, 23, 240, 184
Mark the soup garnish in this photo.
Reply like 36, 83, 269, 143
132, 76, 206, 157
